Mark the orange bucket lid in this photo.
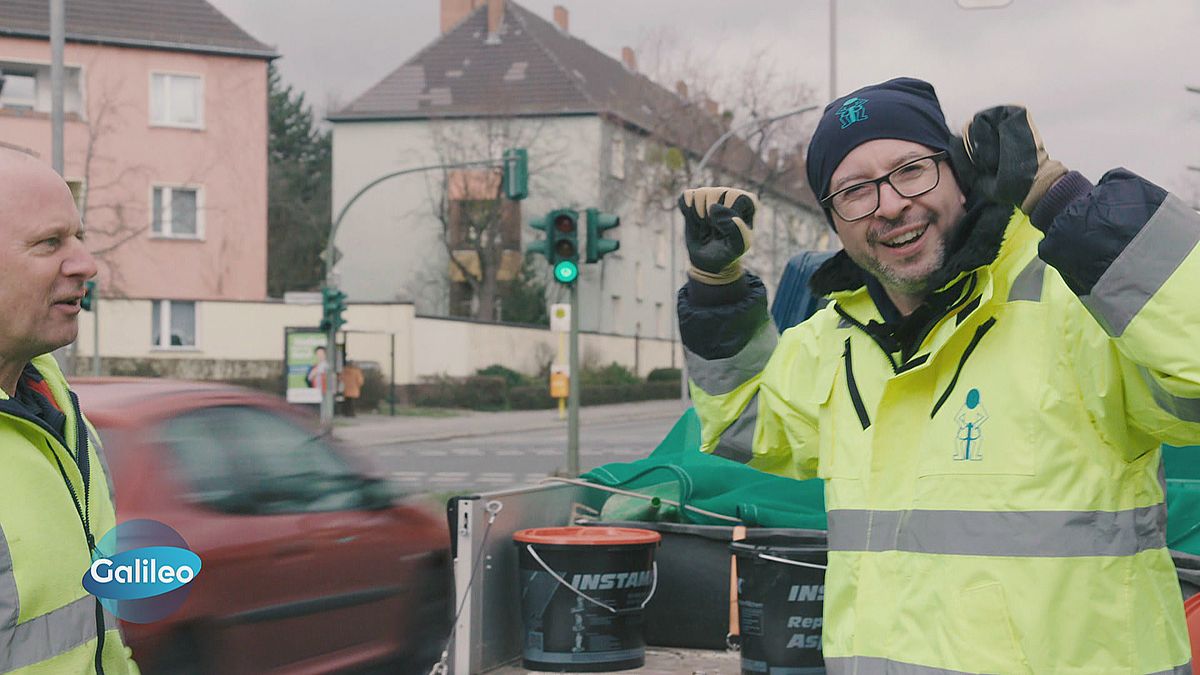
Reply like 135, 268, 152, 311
514, 526, 661, 546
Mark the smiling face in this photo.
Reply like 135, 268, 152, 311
0, 152, 98, 365
828, 138, 967, 314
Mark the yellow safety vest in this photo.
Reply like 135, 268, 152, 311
690, 208, 1200, 673
0, 354, 139, 674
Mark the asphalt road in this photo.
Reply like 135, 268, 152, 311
353, 411, 684, 494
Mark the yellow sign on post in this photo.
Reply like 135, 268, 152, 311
549, 366, 569, 399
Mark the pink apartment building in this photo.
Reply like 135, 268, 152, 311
0, 0, 274, 350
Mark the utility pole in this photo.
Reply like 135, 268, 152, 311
567, 280, 580, 476
50, 0, 76, 375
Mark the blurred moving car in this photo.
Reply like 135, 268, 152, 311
72, 378, 452, 675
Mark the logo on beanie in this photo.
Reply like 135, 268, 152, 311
837, 97, 869, 129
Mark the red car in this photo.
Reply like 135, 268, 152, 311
72, 378, 452, 675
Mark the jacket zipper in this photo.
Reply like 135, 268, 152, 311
930, 317, 997, 418
842, 338, 872, 430
3, 396, 105, 674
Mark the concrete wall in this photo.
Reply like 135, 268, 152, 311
0, 36, 269, 301
73, 299, 678, 385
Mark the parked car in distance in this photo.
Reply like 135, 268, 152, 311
72, 378, 451, 675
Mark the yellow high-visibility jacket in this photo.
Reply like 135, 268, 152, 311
683, 171, 1200, 673
0, 354, 139, 674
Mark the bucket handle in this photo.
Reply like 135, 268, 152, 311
525, 544, 658, 615
757, 553, 828, 570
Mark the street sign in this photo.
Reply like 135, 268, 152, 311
284, 291, 323, 305
550, 364, 569, 399
550, 303, 570, 333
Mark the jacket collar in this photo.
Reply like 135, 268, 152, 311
809, 197, 1014, 299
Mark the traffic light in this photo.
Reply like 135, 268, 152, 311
80, 279, 96, 311
527, 209, 580, 285
320, 286, 347, 332
549, 209, 579, 284
585, 208, 620, 263
502, 147, 528, 201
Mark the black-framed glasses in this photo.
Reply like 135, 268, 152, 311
821, 152, 948, 222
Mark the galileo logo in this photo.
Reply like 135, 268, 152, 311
82, 519, 201, 623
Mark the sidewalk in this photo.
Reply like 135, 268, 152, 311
332, 398, 691, 447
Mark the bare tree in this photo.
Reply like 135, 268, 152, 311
623, 35, 827, 285
425, 114, 568, 322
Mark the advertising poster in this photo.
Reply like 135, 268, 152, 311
285, 328, 328, 404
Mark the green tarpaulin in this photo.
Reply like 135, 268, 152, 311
584, 409, 1200, 555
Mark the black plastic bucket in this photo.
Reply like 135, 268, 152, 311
514, 526, 660, 672
731, 541, 828, 674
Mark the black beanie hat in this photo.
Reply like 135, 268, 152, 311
806, 77, 953, 210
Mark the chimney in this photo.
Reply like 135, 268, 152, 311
621, 47, 637, 72
703, 97, 719, 117
487, 0, 505, 39
441, 0, 482, 34
675, 80, 688, 100
553, 5, 569, 32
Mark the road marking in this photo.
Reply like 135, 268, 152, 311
533, 449, 559, 456
496, 449, 525, 456
524, 473, 549, 483
418, 449, 448, 457
391, 471, 427, 479
451, 447, 484, 456
477, 475, 514, 484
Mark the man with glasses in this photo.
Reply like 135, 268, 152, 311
677, 77, 1199, 672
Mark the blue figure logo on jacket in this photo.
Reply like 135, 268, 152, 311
954, 388, 988, 461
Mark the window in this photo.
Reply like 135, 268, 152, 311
655, 302, 665, 338
611, 295, 622, 330
152, 300, 196, 348
610, 134, 625, 179
0, 71, 36, 109
635, 261, 644, 300
152, 185, 200, 238
0, 61, 83, 114
150, 73, 203, 127
655, 231, 668, 268
160, 405, 367, 514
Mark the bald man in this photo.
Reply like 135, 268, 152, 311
0, 150, 139, 673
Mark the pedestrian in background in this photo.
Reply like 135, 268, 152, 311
0, 149, 139, 673
341, 359, 364, 416
677, 77, 1200, 673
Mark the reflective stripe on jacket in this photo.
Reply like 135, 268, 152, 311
0, 354, 139, 674
685, 174, 1200, 673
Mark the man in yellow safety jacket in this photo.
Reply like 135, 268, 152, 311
677, 77, 1200, 673
0, 149, 139, 673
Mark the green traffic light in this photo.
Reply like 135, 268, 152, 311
553, 260, 578, 284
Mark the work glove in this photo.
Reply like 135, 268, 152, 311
679, 187, 758, 285
958, 106, 1068, 218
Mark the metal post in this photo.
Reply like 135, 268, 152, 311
567, 281, 580, 477
829, 0, 837, 101
321, 323, 337, 427
50, 0, 75, 376
50, 0, 64, 174
389, 332, 396, 416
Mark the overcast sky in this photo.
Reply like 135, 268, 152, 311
208, 0, 1199, 198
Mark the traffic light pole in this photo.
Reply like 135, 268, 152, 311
320, 157, 519, 431
567, 280, 580, 476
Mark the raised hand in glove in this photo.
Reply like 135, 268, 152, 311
959, 106, 1068, 217
679, 187, 758, 285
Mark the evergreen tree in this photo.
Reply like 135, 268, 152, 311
267, 64, 331, 297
